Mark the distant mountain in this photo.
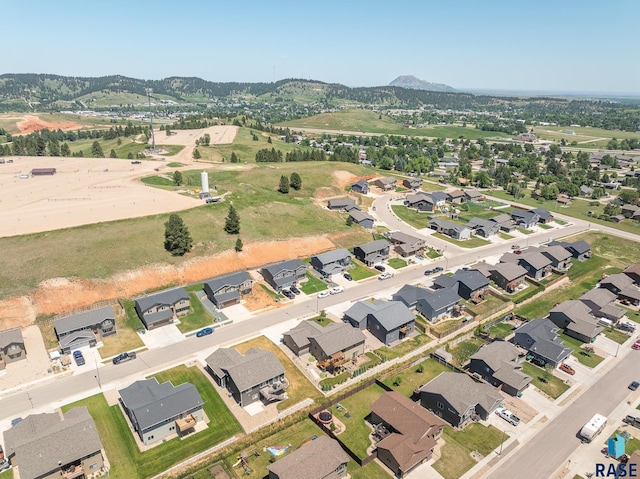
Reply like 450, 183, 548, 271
388, 75, 456, 93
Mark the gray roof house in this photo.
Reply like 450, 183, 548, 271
203, 271, 253, 309
470, 261, 493, 278
267, 436, 349, 479
405, 192, 436, 212
387, 231, 425, 257
530, 208, 554, 223
310, 248, 351, 277
489, 213, 516, 232
205, 347, 287, 407
54, 306, 116, 353
467, 217, 500, 238
374, 177, 397, 191
343, 300, 416, 346
489, 262, 528, 293
351, 180, 370, 194
429, 218, 471, 240
418, 372, 503, 428
353, 239, 390, 266
468, 341, 532, 396
549, 300, 603, 343
540, 245, 573, 272
0, 327, 26, 368
119, 378, 205, 445
600, 273, 635, 295
348, 209, 375, 229
464, 189, 485, 202
3, 407, 105, 479
580, 185, 594, 196
327, 198, 357, 211
433, 270, 490, 301
262, 259, 307, 291
511, 318, 572, 368
415, 287, 462, 323
579, 288, 625, 322
392, 284, 434, 309
511, 209, 540, 229
517, 252, 553, 280
549, 240, 592, 261
134, 287, 191, 329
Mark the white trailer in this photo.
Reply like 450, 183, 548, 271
580, 413, 607, 442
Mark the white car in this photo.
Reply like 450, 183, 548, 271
330, 286, 344, 295
496, 408, 520, 426
378, 272, 393, 280
317, 290, 330, 298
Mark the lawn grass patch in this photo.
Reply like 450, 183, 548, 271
233, 336, 322, 410
602, 327, 631, 344
141, 175, 175, 187
499, 232, 515, 240
509, 280, 544, 304
465, 294, 510, 317
299, 272, 328, 295
348, 460, 392, 479
432, 233, 490, 248
558, 332, 604, 368
98, 300, 144, 358
381, 358, 450, 397
0, 469, 11, 479
522, 362, 570, 399
516, 227, 534, 235
319, 371, 350, 390
176, 287, 215, 333
309, 315, 333, 327
426, 248, 443, 259
376, 334, 432, 360
449, 338, 486, 366
166, 162, 185, 167
260, 284, 283, 301
489, 322, 514, 339
387, 258, 408, 269
391, 205, 428, 229
539, 223, 553, 230
347, 260, 376, 280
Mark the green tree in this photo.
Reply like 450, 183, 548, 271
173, 171, 183, 186
192, 148, 201, 159
127, 152, 134, 159
224, 204, 241, 234
290, 172, 302, 190
109, 149, 118, 158
267, 136, 272, 144
278, 175, 290, 194
165, 127, 172, 136
235, 238, 243, 252
91, 141, 104, 158
230, 152, 239, 163
604, 202, 621, 216
346, 215, 354, 226
60, 143, 71, 157
163, 214, 193, 256
48, 139, 60, 157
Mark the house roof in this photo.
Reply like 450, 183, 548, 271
134, 287, 189, 314
312, 248, 351, 266
464, 189, 483, 199
388, 231, 423, 246
490, 213, 513, 225
0, 327, 23, 349
551, 300, 602, 338
419, 372, 502, 417
356, 239, 390, 254
541, 245, 572, 262
344, 300, 415, 332
203, 271, 252, 295
531, 208, 553, 221
266, 436, 349, 479
327, 198, 356, 209
393, 284, 433, 307
513, 318, 572, 363
205, 347, 285, 392
349, 209, 375, 224
580, 288, 616, 308
352, 179, 369, 189
433, 274, 458, 289
470, 262, 493, 278
406, 192, 434, 205
283, 320, 325, 350
601, 274, 635, 291
467, 217, 500, 232
430, 218, 470, 234
376, 177, 397, 185
511, 209, 538, 223
567, 240, 591, 254
371, 391, 445, 474
59, 329, 96, 349
620, 286, 640, 301
520, 252, 552, 270
3, 407, 102, 479
471, 342, 532, 391
53, 306, 115, 336
447, 189, 465, 199
452, 269, 490, 291
490, 262, 528, 282
429, 191, 449, 202
597, 304, 626, 319
416, 287, 461, 312
263, 259, 306, 277
310, 322, 366, 357
624, 264, 640, 275
119, 378, 204, 432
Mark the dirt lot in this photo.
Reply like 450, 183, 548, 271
17, 115, 83, 134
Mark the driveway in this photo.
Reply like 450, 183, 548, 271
140, 325, 185, 348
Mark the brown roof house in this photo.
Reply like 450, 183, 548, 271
267, 436, 349, 479
489, 262, 528, 293
370, 391, 446, 478
0, 327, 26, 369
3, 407, 105, 479
468, 341, 532, 396
374, 177, 398, 191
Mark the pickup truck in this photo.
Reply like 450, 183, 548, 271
623, 415, 640, 429
496, 408, 521, 426
112, 351, 137, 365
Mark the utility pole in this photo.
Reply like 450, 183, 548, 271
145, 88, 156, 152
95, 358, 102, 389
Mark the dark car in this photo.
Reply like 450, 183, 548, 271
374, 264, 386, 272
73, 350, 85, 366
290, 285, 301, 295
196, 327, 213, 337
629, 381, 639, 391
131, 160, 142, 164
112, 351, 137, 364
343, 272, 353, 281
424, 269, 434, 275
433, 266, 444, 273
10, 417, 22, 427
282, 289, 295, 299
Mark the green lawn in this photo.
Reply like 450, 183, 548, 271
449, 338, 486, 366
602, 327, 631, 344
391, 205, 428, 229
141, 175, 175, 187
387, 258, 408, 269
319, 371, 350, 390
299, 272, 328, 295
432, 232, 490, 248
0, 470, 11, 479
309, 315, 333, 327
429, 318, 466, 336
166, 162, 185, 167
516, 227, 533, 235
433, 424, 504, 479
521, 362, 570, 399
62, 365, 241, 479
176, 285, 215, 333
465, 295, 510, 317
558, 332, 604, 368
348, 460, 392, 479
98, 299, 145, 357
347, 260, 377, 280
260, 284, 283, 301
489, 322, 514, 339
499, 232, 515, 240
608, 430, 640, 455
381, 358, 450, 397
426, 248, 443, 259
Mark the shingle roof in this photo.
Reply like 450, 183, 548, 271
344, 300, 415, 332
203, 271, 252, 295
620, 286, 640, 301
601, 274, 635, 291
134, 287, 189, 314
520, 252, 552, 270
263, 259, 306, 276
59, 330, 96, 349
531, 208, 553, 221
430, 218, 470, 234
580, 288, 616, 308
447, 189, 465, 198
3, 407, 102, 479
283, 321, 325, 350
53, 306, 115, 336
406, 192, 434, 205
419, 372, 502, 416
567, 240, 591, 254
0, 327, 23, 349
429, 191, 448, 202
511, 209, 538, 223
417, 288, 461, 312
541, 245, 572, 262
490, 262, 528, 282
597, 304, 626, 319
513, 318, 572, 363
471, 341, 520, 373
205, 347, 285, 392
312, 248, 351, 266
356, 239, 390, 254
388, 231, 423, 245
310, 323, 366, 357
119, 378, 204, 432
349, 209, 375, 224
352, 179, 369, 189
470, 262, 493, 278
327, 199, 356, 209
393, 284, 433, 307
266, 436, 349, 479
490, 213, 513, 224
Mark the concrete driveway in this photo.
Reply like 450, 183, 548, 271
140, 325, 185, 348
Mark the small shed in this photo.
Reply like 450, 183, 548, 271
433, 348, 452, 364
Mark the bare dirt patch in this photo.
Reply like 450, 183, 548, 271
17, 115, 83, 134
243, 282, 282, 312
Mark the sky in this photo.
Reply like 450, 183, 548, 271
3, 0, 640, 94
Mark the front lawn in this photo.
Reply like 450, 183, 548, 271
602, 327, 631, 344
387, 258, 408, 269
62, 365, 242, 479
521, 362, 570, 399
426, 247, 443, 259
98, 300, 145, 358
299, 272, 328, 295
176, 285, 215, 333
347, 260, 377, 280
558, 332, 604, 368
381, 358, 450, 397
609, 430, 640, 455
432, 233, 490, 248
390, 205, 428, 229
499, 232, 515, 240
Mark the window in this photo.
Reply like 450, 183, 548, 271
437, 402, 444, 409
89, 463, 97, 470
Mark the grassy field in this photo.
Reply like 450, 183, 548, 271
521, 362, 570, 399
347, 260, 377, 280
387, 258, 408, 269
558, 332, 604, 368
376, 333, 432, 360
176, 285, 215, 333
299, 272, 328, 295
233, 336, 323, 411
381, 358, 450, 397
0, 161, 373, 299
432, 232, 491, 248
391, 205, 429, 229
61, 365, 241, 479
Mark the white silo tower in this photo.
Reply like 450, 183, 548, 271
201, 171, 210, 194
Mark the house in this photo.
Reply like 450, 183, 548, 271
370, 391, 445, 478
203, 271, 253, 309
489, 262, 527, 293
282, 321, 366, 364
350, 180, 370, 194
469, 261, 493, 278
387, 231, 425, 257
54, 306, 116, 353
418, 372, 503, 428
540, 245, 573, 272
463, 189, 485, 202
119, 378, 205, 445
393, 284, 435, 309
3, 407, 105, 479
433, 270, 490, 301
447, 189, 466, 204
353, 239, 390, 266
549, 300, 603, 343
530, 208, 554, 224
311, 248, 351, 277
511, 209, 540, 229
374, 177, 397, 191
428, 218, 472, 240
205, 347, 287, 407
623, 264, 640, 285
489, 213, 516, 232
262, 259, 307, 291
467, 217, 500, 238
468, 341, 532, 396
403, 177, 423, 190
621, 204, 640, 218
267, 436, 349, 479
134, 287, 191, 329
557, 195, 572, 206
580, 185, 594, 197
348, 209, 375, 229
415, 287, 462, 322
327, 198, 357, 211
428, 191, 449, 208
511, 318, 572, 368
549, 240, 592, 261
517, 252, 553, 280
611, 214, 625, 223
343, 300, 415, 345
579, 288, 625, 322
0, 327, 26, 368
405, 192, 436, 212
600, 273, 635, 294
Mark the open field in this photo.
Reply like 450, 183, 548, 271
534, 125, 640, 143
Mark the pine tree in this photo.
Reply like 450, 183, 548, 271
224, 204, 241, 234
290, 172, 302, 190
346, 215, 354, 226
91, 141, 104, 158
230, 152, 239, 163
109, 149, 118, 158
173, 171, 183, 186
164, 214, 193, 256
235, 238, 243, 252
193, 148, 201, 159
267, 136, 272, 144
278, 175, 289, 194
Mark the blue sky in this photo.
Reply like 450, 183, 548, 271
3, 0, 639, 93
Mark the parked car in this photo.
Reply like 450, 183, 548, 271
330, 286, 344, 295
424, 269, 434, 275
623, 415, 640, 429
378, 272, 393, 280
496, 408, 521, 426
559, 363, 576, 375
511, 245, 521, 250
629, 381, 639, 391
616, 322, 636, 333
10, 418, 22, 427
317, 290, 330, 299
374, 264, 386, 272
73, 350, 85, 366
0, 459, 9, 472
196, 327, 213, 338
514, 250, 523, 255
282, 289, 295, 299
415, 254, 424, 261
433, 266, 444, 273
343, 272, 353, 281
112, 351, 137, 364
131, 160, 142, 164
632, 340, 640, 350
290, 285, 301, 295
